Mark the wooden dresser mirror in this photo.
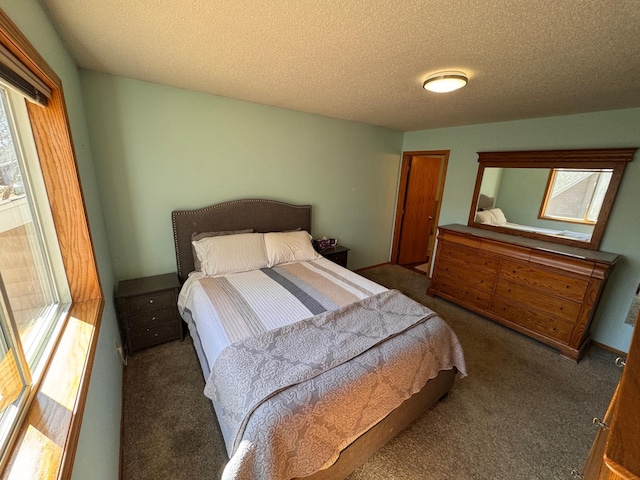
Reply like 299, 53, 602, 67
468, 148, 637, 250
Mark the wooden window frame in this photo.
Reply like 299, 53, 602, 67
0, 8, 104, 480
538, 168, 610, 225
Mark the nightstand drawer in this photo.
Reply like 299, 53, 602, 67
320, 245, 350, 268
129, 307, 177, 330
129, 321, 182, 351
127, 291, 175, 313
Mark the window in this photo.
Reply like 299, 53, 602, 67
0, 9, 103, 479
540, 168, 613, 224
0, 86, 70, 457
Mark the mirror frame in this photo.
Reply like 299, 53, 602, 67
468, 148, 636, 250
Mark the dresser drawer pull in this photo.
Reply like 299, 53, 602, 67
592, 417, 609, 429
152, 316, 157, 321
149, 299, 154, 304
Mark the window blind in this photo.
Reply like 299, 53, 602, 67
0, 43, 51, 106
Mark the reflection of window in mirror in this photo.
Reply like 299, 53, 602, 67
540, 168, 613, 224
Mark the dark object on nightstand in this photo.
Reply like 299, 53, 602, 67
115, 273, 183, 355
320, 245, 350, 268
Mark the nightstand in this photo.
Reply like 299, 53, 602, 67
115, 273, 183, 355
320, 245, 350, 268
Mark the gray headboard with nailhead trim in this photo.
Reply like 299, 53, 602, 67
171, 199, 312, 283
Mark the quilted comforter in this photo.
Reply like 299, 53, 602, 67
178, 259, 466, 480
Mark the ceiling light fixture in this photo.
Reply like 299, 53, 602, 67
423, 71, 468, 93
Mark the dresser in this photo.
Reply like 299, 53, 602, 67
115, 273, 183, 355
427, 224, 619, 361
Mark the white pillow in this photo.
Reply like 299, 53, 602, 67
475, 210, 497, 225
191, 229, 253, 271
192, 232, 269, 276
264, 231, 320, 266
488, 208, 507, 226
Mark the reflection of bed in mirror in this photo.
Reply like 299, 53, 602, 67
474, 205, 592, 242
468, 148, 636, 250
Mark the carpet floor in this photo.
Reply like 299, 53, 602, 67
121, 264, 621, 480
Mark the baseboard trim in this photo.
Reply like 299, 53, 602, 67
592, 340, 627, 357
354, 262, 390, 273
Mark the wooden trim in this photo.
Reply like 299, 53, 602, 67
591, 341, 626, 357
478, 149, 637, 163
26, 92, 102, 301
1, 300, 104, 479
354, 262, 391, 273
603, 311, 640, 479
0, 7, 104, 479
391, 151, 449, 267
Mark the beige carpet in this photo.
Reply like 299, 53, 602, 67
121, 264, 621, 480
414, 263, 430, 273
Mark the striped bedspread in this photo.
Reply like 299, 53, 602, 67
178, 257, 387, 375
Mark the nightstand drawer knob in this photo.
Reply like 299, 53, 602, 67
152, 316, 157, 321
149, 299, 154, 304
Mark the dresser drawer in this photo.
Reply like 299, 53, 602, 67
127, 291, 175, 313
499, 261, 588, 302
494, 278, 581, 324
128, 307, 177, 331
436, 257, 496, 292
431, 278, 492, 310
129, 321, 182, 351
490, 297, 573, 343
437, 241, 500, 273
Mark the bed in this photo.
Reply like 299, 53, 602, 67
172, 199, 466, 480
475, 207, 592, 241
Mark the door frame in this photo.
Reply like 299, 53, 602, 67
391, 150, 449, 274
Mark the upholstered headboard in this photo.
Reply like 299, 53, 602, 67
171, 199, 312, 283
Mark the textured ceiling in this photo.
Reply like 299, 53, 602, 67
40, 0, 640, 131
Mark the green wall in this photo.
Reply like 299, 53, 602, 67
403, 108, 640, 352
0, 1, 122, 479
80, 71, 404, 279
